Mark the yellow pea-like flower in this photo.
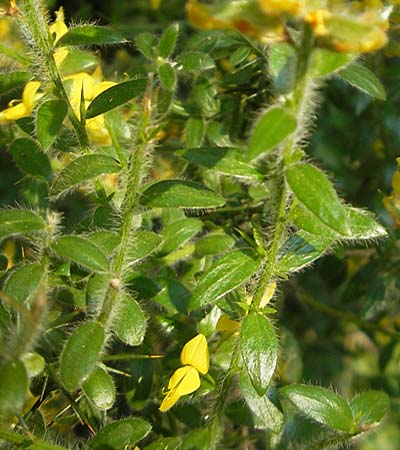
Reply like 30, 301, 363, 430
180, 333, 209, 375
160, 334, 209, 412
159, 366, 200, 412
0, 81, 42, 124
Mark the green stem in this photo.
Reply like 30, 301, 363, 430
208, 25, 317, 449
98, 77, 153, 326
0, 425, 67, 450
17, 0, 90, 149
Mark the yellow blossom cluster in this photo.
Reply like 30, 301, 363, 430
186, 0, 390, 53
159, 334, 209, 412
0, 6, 116, 145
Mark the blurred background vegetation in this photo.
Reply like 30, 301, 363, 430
1, 0, 400, 448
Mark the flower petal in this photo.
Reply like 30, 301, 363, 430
180, 334, 209, 374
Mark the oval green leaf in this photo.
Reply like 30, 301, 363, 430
86, 231, 121, 256
82, 365, 115, 410
177, 52, 215, 71
36, 99, 68, 150
4, 263, 44, 304
160, 218, 202, 255
52, 235, 110, 272
338, 63, 386, 100
189, 250, 260, 311
158, 62, 176, 91
248, 107, 297, 161
350, 390, 389, 428
280, 384, 355, 432
185, 117, 205, 148
140, 180, 225, 209
159, 23, 179, 58
286, 163, 350, 235
240, 371, 283, 433
126, 230, 163, 265
240, 312, 278, 396
179, 147, 261, 180
10, 138, 52, 180
277, 231, 333, 275
51, 154, 120, 196
85, 78, 147, 119
310, 48, 356, 78
0, 209, 45, 242
113, 294, 146, 346
57, 25, 128, 47
60, 321, 105, 391
90, 418, 152, 450
0, 71, 31, 95
0, 359, 28, 418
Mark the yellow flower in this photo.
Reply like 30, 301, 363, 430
159, 334, 209, 412
259, 0, 304, 16
0, 81, 42, 124
63, 72, 116, 145
50, 8, 69, 67
186, 0, 285, 43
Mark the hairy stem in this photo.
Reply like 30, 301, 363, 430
98, 75, 153, 327
0, 425, 67, 450
209, 26, 316, 448
17, 0, 90, 148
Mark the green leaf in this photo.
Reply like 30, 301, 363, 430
60, 321, 105, 391
82, 365, 115, 410
181, 429, 211, 450
113, 294, 146, 346
0, 209, 46, 242
90, 418, 152, 450
350, 390, 389, 428
51, 154, 120, 196
276, 231, 333, 275
338, 63, 386, 100
280, 384, 355, 432
0, 359, 28, 418
240, 372, 283, 433
160, 218, 202, 255
140, 180, 225, 209
195, 233, 235, 257
58, 48, 98, 75
185, 117, 205, 148
247, 107, 297, 161
57, 25, 128, 47
4, 263, 44, 304
268, 43, 297, 94
152, 279, 190, 314
310, 48, 355, 78
286, 163, 350, 235
159, 23, 179, 58
177, 52, 215, 71
125, 230, 163, 266
86, 78, 147, 119
36, 99, 68, 150
0, 71, 31, 95
144, 437, 180, 450
86, 231, 121, 256
294, 204, 387, 241
10, 138, 52, 180
52, 236, 110, 272
179, 147, 261, 180
194, 78, 220, 117
229, 46, 251, 66
136, 32, 158, 60
240, 312, 278, 396
189, 250, 261, 311
158, 62, 176, 90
